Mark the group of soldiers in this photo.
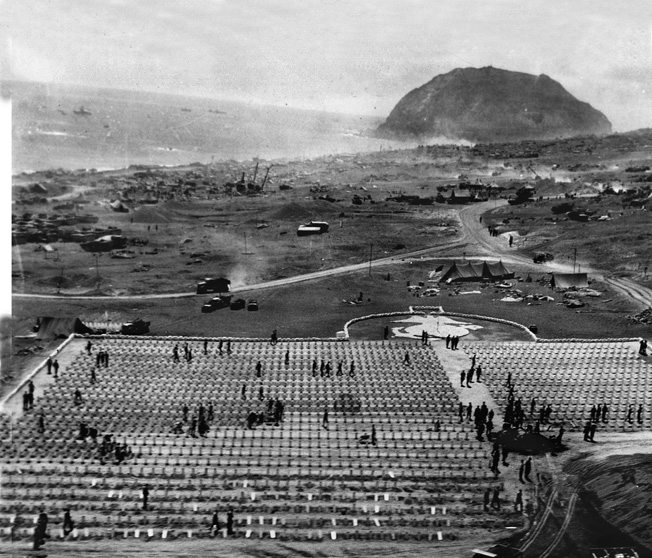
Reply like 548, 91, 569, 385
445, 335, 461, 350
172, 340, 234, 363
625, 403, 645, 425
22, 380, 36, 411
31, 509, 78, 549
46, 357, 60, 377
246, 398, 285, 429
310, 359, 355, 377
460, 356, 482, 387
173, 402, 214, 437
94, 348, 110, 368
210, 508, 235, 536
99, 434, 134, 464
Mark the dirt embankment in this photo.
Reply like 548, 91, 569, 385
562, 452, 652, 556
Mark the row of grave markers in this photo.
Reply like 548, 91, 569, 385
1, 527, 447, 542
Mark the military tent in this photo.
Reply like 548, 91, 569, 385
440, 261, 514, 283
442, 262, 485, 282
483, 261, 515, 280
550, 273, 588, 289
110, 200, 129, 213
35, 317, 94, 340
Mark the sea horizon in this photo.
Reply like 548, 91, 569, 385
7, 80, 429, 174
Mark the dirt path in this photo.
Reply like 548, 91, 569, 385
13, 201, 652, 310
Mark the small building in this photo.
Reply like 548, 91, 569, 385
308, 221, 329, 232
196, 277, 230, 294
297, 225, 322, 236
551, 273, 588, 289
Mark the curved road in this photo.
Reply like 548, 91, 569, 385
13, 201, 652, 309
457, 201, 652, 309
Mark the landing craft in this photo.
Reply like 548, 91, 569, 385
73, 106, 92, 116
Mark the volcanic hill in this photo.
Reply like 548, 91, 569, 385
378, 66, 612, 142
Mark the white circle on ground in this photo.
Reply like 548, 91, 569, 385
391, 314, 483, 339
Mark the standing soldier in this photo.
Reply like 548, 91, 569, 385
491, 488, 501, 510
63, 509, 75, 537
33, 511, 48, 550
626, 405, 634, 424
27, 380, 35, 409
210, 509, 220, 536
226, 509, 234, 536
142, 485, 150, 510
467, 367, 474, 387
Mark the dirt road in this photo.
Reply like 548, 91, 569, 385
13, 201, 652, 309
457, 201, 652, 310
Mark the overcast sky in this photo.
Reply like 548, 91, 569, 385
2, 0, 652, 131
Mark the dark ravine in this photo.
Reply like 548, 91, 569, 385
378, 66, 612, 142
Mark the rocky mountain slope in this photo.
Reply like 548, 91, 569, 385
378, 66, 612, 142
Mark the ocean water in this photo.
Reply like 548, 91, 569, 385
8, 81, 418, 173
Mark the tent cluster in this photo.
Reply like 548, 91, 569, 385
438, 261, 514, 283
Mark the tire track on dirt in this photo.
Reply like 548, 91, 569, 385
538, 490, 579, 558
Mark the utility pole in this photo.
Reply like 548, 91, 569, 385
94, 253, 100, 289
369, 244, 373, 277
573, 247, 577, 273
57, 267, 64, 294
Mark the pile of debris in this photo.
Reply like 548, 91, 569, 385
627, 308, 652, 325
